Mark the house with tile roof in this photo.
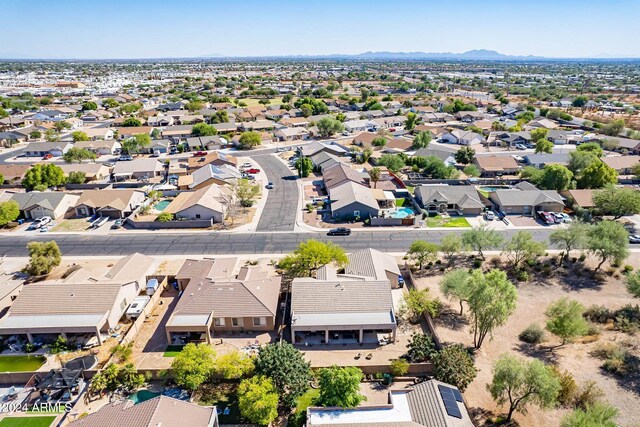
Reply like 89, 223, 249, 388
164, 184, 232, 223
74, 189, 146, 218
414, 185, 485, 216
489, 182, 564, 215
10, 191, 80, 219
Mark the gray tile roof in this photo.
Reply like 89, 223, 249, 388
407, 380, 474, 427
415, 185, 483, 209
291, 279, 393, 315
344, 248, 400, 281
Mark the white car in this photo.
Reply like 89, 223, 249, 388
554, 213, 572, 223
485, 211, 495, 221
241, 162, 252, 169
33, 216, 52, 228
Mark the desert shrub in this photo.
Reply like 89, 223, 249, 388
519, 323, 545, 344
390, 358, 409, 377
594, 343, 630, 375
516, 269, 529, 282
578, 254, 586, 262
623, 264, 634, 274
156, 212, 174, 222
552, 367, 578, 408
472, 259, 482, 268
584, 305, 613, 323
574, 381, 605, 410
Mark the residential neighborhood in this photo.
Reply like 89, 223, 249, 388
0, 2, 639, 426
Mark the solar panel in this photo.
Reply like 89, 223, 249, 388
438, 384, 463, 419
452, 388, 464, 403
443, 399, 462, 419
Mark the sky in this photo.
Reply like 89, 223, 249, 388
3, 0, 640, 59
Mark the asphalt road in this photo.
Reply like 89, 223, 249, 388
253, 154, 300, 231
0, 228, 559, 257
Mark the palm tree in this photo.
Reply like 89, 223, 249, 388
368, 167, 381, 189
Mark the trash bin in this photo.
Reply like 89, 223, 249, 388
17, 219, 24, 225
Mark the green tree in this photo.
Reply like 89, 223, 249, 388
23, 241, 61, 276
0, 107, 7, 118
602, 138, 619, 153
577, 142, 604, 158
587, 220, 629, 271
372, 136, 387, 147
390, 359, 409, 377
185, 100, 203, 112
118, 363, 145, 392
171, 343, 216, 391
156, 212, 174, 222
22, 164, 65, 190
317, 366, 366, 408
463, 164, 481, 177
0, 200, 19, 226
120, 103, 141, 114
102, 98, 119, 109
601, 119, 625, 136
82, 101, 98, 111
254, 342, 312, 408
462, 225, 504, 260
535, 139, 554, 154
191, 123, 217, 137
412, 131, 432, 149
440, 269, 472, 315
572, 96, 589, 108
233, 178, 261, 209
238, 375, 279, 425
407, 240, 439, 270
454, 146, 476, 165
367, 167, 381, 189
439, 234, 462, 264
279, 240, 348, 278
568, 151, 599, 176
405, 112, 418, 131
294, 156, 313, 178
625, 270, 640, 298
238, 131, 262, 149
212, 351, 254, 380
502, 231, 545, 268
433, 344, 477, 392
63, 147, 97, 163
550, 221, 589, 266
45, 129, 59, 142
71, 131, 89, 142
406, 333, 436, 362
545, 298, 589, 345
316, 117, 345, 138
377, 154, 405, 173
561, 403, 618, 427
467, 269, 518, 349
400, 288, 439, 321
66, 171, 86, 184
593, 186, 640, 219
488, 354, 560, 422
29, 130, 42, 140
538, 165, 574, 191
122, 117, 142, 127
576, 161, 617, 189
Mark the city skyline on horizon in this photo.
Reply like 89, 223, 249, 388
3, 0, 640, 60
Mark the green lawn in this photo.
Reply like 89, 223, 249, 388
477, 189, 489, 198
395, 198, 406, 207
426, 215, 471, 228
0, 355, 46, 372
163, 345, 184, 357
197, 383, 243, 424
289, 388, 320, 427
0, 416, 56, 427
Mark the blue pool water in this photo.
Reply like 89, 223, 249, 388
154, 200, 171, 211
390, 207, 416, 219
478, 186, 510, 193
129, 390, 160, 404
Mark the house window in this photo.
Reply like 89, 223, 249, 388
231, 318, 243, 327
195, 214, 201, 219
214, 318, 225, 327
253, 317, 266, 326
353, 210, 360, 217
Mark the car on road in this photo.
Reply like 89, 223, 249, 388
42, 153, 53, 160
276, 147, 287, 152
118, 155, 133, 161
241, 162, 252, 169
629, 235, 640, 244
246, 168, 260, 174
33, 216, 52, 229
514, 144, 527, 150
327, 227, 351, 236
111, 219, 124, 229
266, 182, 274, 189
485, 211, 495, 221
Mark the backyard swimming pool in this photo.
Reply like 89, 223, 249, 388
389, 207, 416, 219
477, 185, 511, 193
154, 200, 171, 211
129, 389, 159, 404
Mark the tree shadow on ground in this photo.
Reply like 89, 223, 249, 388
599, 352, 640, 396
514, 342, 560, 365
468, 406, 520, 426
434, 307, 469, 331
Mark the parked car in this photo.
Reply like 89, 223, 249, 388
266, 182, 274, 189
169, 147, 178, 155
118, 155, 133, 161
246, 168, 260, 174
126, 296, 151, 319
91, 216, 109, 228
537, 211, 555, 225
629, 235, 640, 244
327, 227, 351, 236
42, 153, 53, 160
33, 216, 52, 228
514, 144, 527, 150
554, 213, 572, 223
243, 174, 255, 181
484, 211, 495, 221
111, 219, 124, 229
192, 151, 207, 157
151, 149, 161, 157
497, 211, 506, 220
511, 155, 524, 162
312, 197, 329, 204
241, 162, 252, 169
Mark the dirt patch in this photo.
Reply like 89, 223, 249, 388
413, 253, 640, 427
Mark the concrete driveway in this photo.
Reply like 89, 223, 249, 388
253, 154, 299, 231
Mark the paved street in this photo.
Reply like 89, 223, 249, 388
253, 154, 299, 231
0, 228, 559, 256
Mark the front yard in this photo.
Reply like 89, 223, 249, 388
426, 215, 471, 228
51, 218, 94, 232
